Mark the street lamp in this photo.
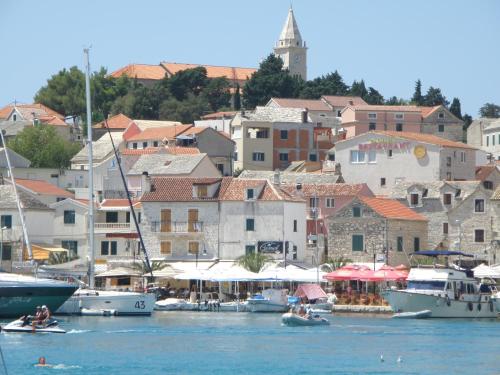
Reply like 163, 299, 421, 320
0, 226, 7, 265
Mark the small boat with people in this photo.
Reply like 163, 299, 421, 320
281, 312, 330, 326
382, 251, 498, 318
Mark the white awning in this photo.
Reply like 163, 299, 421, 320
96, 267, 141, 278
473, 263, 500, 279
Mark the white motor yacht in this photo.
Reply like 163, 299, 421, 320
247, 289, 288, 313
382, 251, 497, 318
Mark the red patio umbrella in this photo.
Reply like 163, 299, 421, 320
323, 264, 373, 281
394, 264, 409, 271
365, 264, 408, 282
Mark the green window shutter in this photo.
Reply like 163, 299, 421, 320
352, 235, 364, 251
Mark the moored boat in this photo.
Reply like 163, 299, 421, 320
382, 251, 497, 318
247, 289, 288, 313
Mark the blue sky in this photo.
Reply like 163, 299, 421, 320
1, 0, 499, 116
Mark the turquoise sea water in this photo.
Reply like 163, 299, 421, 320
0, 312, 498, 374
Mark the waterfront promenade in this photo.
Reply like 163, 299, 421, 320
0, 312, 498, 374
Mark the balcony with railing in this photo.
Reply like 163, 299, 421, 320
94, 222, 133, 234
150, 221, 204, 234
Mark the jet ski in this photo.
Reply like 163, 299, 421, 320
281, 312, 330, 327
1, 318, 66, 333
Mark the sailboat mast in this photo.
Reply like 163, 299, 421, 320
84, 48, 95, 289
0, 130, 33, 262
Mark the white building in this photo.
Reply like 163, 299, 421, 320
331, 131, 477, 195
139, 176, 307, 263
467, 118, 500, 161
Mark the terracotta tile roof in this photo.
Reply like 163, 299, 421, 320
164, 146, 200, 155
39, 115, 67, 126
420, 106, 441, 118
127, 124, 192, 142
141, 177, 230, 202
359, 196, 427, 221
110, 64, 167, 80
321, 96, 367, 108
201, 111, 237, 120
15, 179, 73, 198
475, 165, 497, 181
0, 103, 64, 120
121, 147, 161, 156
270, 98, 331, 111
372, 131, 476, 149
280, 183, 370, 197
100, 199, 140, 207
181, 127, 208, 135
348, 105, 422, 112
94, 113, 132, 129
161, 62, 256, 81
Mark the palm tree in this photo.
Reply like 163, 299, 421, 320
131, 260, 167, 275
237, 252, 271, 273
48, 252, 78, 265
322, 256, 352, 272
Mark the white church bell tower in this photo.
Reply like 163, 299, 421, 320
273, 7, 307, 80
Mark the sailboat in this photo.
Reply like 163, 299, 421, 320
55, 48, 154, 316
0, 122, 77, 318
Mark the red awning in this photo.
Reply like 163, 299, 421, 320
365, 265, 408, 282
294, 284, 327, 300
323, 264, 372, 281
105, 233, 139, 238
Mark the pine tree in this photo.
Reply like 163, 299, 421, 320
233, 83, 241, 110
449, 98, 462, 119
349, 80, 368, 99
411, 79, 423, 105
479, 103, 500, 118
423, 86, 449, 107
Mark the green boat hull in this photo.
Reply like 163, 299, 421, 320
0, 285, 78, 318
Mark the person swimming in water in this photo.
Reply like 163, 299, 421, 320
34, 357, 53, 368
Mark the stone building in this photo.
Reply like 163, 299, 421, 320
390, 180, 498, 260
327, 196, 428, 266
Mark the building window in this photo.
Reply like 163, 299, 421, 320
368, 150, 376, 163
446, 172, 452, 180
153, 141, 159, 147
443, 193, 452, 205
394, 113, 404, 120
245, 245, 255, 255
410, 193, 419, 206
438, 124, 445, 132
328, 153, 335, 161
246, 189, 255, 200
246, 218, 255, 231
380, 178, 386, 187
337, 110, 342, 117
138, 212, 141, 223
106, 212, 119, 223
326, 198, 335, 208
12, 114, 17, 121
309, 153, 317, 162
188, 241, 199, 255
387, 149, 393, 158
352, 235, 364, 251
368, 113, 377, 119
443, 223, 448, 235
101, 241, 117, 256
483, 181, 493, 190
369, 122, 376, 131
292, 245, 298, 260
0, 215, 12, 229
350, 150, 366, 163
293, 220, 298, 232
142, 142, 148, 148
280, 130, 288, 140
460, 152, 466, 163
132, 142, 138, 149
252, 152, 265, 162
413, 237, 420, 252
474, 199, 485, 213
397, 236, 403, 252
63, 210, 75, 224
279, 153, 289, 162
396, 123, 403, 132
125, 212, 131, 223
352, 206, 362, 217
1, 243, 12, 260
438, 112, 445, 119
160, 241, 172, 255
256, 129, 269, 138
474, 229, 485, 243
446, 156, 452, 167
61, 240, 78, 257
309, 197, 319, 208
233, 152, 238, 161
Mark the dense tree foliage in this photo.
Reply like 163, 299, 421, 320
233, 83, 241, 110
8, 125, 81, 168
479, 103, 500, 118
449, 98, 462, 119
411, 79, 424, 105
299, 71, 349, 98
242, 54, 302, 108
423, 86, 449, 107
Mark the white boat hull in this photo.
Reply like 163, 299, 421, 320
383, 290, 497, 318
281, 313, 330, 326
1, 319, 65, 334
56, 290, 155, 315
247, 300, 288, 313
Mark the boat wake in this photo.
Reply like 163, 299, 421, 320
52, 364, 82, 370
66, 329, 91, 334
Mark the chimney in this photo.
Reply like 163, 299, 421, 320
349, 100, 354, 105
273, 169, 281, 185
142, 171, 152, 193
301, 109, 308, 123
